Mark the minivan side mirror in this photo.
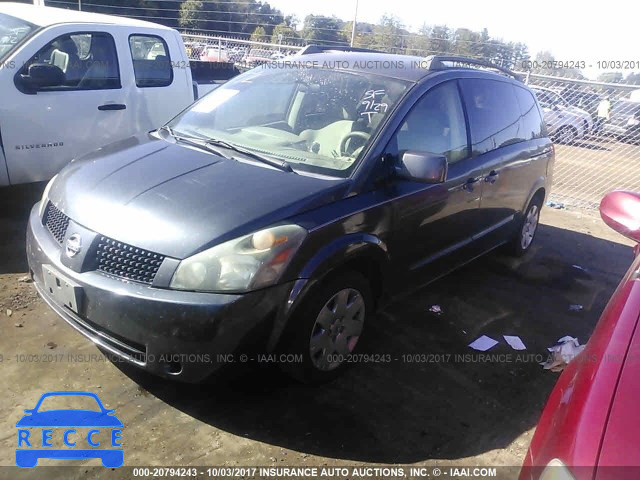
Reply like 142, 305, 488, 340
600, 191, 640, 243
18, 63, 65, 93
395, 151, 448, 183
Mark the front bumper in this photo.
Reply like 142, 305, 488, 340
26, 203, 294, 382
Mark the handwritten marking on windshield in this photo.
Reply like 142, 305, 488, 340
360, 90, 388, 122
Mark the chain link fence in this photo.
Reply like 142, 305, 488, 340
181, 33, 640, 211
516, 73, 640, 210
181, 32, 302, 68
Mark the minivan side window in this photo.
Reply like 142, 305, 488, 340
129, 35, 173, 88
513, 86, 544, 141
21, 32, 120, 90
459, 79, 522, 155
387, 81, 469, 163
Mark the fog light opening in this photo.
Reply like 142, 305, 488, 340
164, 361, 182, 375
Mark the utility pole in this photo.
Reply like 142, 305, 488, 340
350, 0, 359, 47
79, 0, 82, 11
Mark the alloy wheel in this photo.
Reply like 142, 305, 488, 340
521, 204, 539, 250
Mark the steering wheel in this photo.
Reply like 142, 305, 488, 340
339, 131, 371, 156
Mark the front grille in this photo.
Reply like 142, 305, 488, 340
95, 236, 165, 284
44, 202, 70, 244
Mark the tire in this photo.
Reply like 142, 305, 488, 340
506, 195, 543, 257
278, 271, 373, 384
555, 126, 577, 144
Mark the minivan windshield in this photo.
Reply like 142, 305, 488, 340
168, 66, 411, 177
0, 13, 36, 62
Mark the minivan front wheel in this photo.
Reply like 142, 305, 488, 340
279, 271, 373, 383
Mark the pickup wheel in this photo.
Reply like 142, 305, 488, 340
279, 271, 373, 384
506, 195, 543, 257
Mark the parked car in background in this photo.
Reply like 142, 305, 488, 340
183, 40, 206, 59
602, 99, 640, 144
27, 53, 554, 384
243, 48, 273, 68
520, 190, 640, 480
0, 3, 227, 186
532, 86, 593, 143
200, 46, 230, 62
560, 87, 602, 121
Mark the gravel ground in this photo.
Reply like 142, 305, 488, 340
0, 182, 636, 479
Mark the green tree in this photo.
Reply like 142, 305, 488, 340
271, 22, 299, 44
179, 0, 205, 30
250, 26, 268, 42
301, 15, 347, 46
452, 28, 479, 57
626, 72, 640, 85
429, 25, 452, 55
370, 15, 406, 53
406, 23, 431, 56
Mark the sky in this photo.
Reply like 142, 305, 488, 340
267, 0, 639, 79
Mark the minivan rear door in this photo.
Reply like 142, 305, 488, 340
458, 78, 539, 243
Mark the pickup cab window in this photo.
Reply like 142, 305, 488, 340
129, 34, 173, 88
20, 32, 120, 90
0, 13, 36, 62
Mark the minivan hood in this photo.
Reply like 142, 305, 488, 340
50, 134, 349, 259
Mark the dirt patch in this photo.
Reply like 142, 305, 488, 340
0, 184, 635, 478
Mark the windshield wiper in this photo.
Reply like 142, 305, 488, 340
206, 138, 297, 174
158, 126, 230, 158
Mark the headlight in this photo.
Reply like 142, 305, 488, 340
539, 459, 576, 480
627, 117, 640, 126
38, 174, 58, 218
170, 224, 307, 292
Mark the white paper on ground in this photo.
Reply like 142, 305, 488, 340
542, 336, 585, 372
468, 335, 499, 352
503, 335, 527, 350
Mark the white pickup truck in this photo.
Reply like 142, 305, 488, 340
0, 3, 236, 186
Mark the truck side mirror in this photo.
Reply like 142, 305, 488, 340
17, 63, 65, 93
395, 151, 448, 183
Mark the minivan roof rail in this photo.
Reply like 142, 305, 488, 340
297, 44, 383, 55
425, 55, 520, 80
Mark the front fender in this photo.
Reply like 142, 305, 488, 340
266, 233, 391, 351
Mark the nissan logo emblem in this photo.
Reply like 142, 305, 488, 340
65, 234, 82, 258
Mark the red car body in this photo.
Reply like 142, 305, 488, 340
520, 191, 640, 480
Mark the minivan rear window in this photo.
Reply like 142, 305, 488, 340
459, 78, 522, 155
513, 85, 545, 141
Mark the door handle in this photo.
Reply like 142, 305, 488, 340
98, 104, 126, 111
485, 170, 499, 184
463, 177, 480, 192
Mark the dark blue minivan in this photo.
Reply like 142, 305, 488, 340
27, 52, 553, 383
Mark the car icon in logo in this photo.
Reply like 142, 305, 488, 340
16, 391, 123, 468
65, 233, 82, 258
